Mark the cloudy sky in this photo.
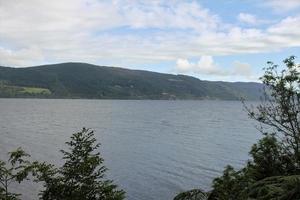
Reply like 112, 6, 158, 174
0, 0, 300, 81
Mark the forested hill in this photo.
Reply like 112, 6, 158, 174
0, 62, 263, 100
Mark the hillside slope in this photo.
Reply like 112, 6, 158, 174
0, 63, 263, 100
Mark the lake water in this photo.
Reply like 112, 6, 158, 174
0, 99, 261, 200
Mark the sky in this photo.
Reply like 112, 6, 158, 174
0, 0, 300, 82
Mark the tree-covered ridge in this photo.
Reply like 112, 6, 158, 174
0, 63, 262, 100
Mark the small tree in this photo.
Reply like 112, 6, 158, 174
35, 128, 125, 200
246, 134, 285, 180
246, 56, 300, 173
0, 148, 33, 200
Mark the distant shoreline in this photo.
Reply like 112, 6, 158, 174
0, 97, 254, 101
0, 62, 263, 101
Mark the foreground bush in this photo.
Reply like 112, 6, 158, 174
34, 128, 125, 200
0, 128, 125, 200
173, 189, 209, 200
247, 175, 300, 200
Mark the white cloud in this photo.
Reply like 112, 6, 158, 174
175, 57, 256, 80
0, 46, 44, 67
176, 58, 192, 72
123, 1, 220, 31
196, 56, 220, 74
176, 56, 225, 75
0, 0, 299, 68
232, 61, 253, 76
268, 16, 300, 35
237, 13, 271, 26
238, 13, 258, 25
264, 0, 300, 12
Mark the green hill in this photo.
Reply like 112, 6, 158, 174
0, 63, 263, 100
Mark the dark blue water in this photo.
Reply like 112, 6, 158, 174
0, 99, 260, 200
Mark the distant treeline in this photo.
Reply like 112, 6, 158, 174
0, 63, 262, 100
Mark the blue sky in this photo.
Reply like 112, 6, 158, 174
0, 0, 300, 82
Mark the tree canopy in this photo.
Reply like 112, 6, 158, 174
0, 128, 125, 200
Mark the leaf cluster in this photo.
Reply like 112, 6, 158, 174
0, 148, 33, 200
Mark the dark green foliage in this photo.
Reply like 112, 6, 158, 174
209, 166, 251, 200
0, 63, 262, 100
173, 189, 209, 200
34, 128, 125, 200
0, 148, 33, 200
209, 135, 296, 199
247, 134, 286, 180
247, 175, 300, 200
